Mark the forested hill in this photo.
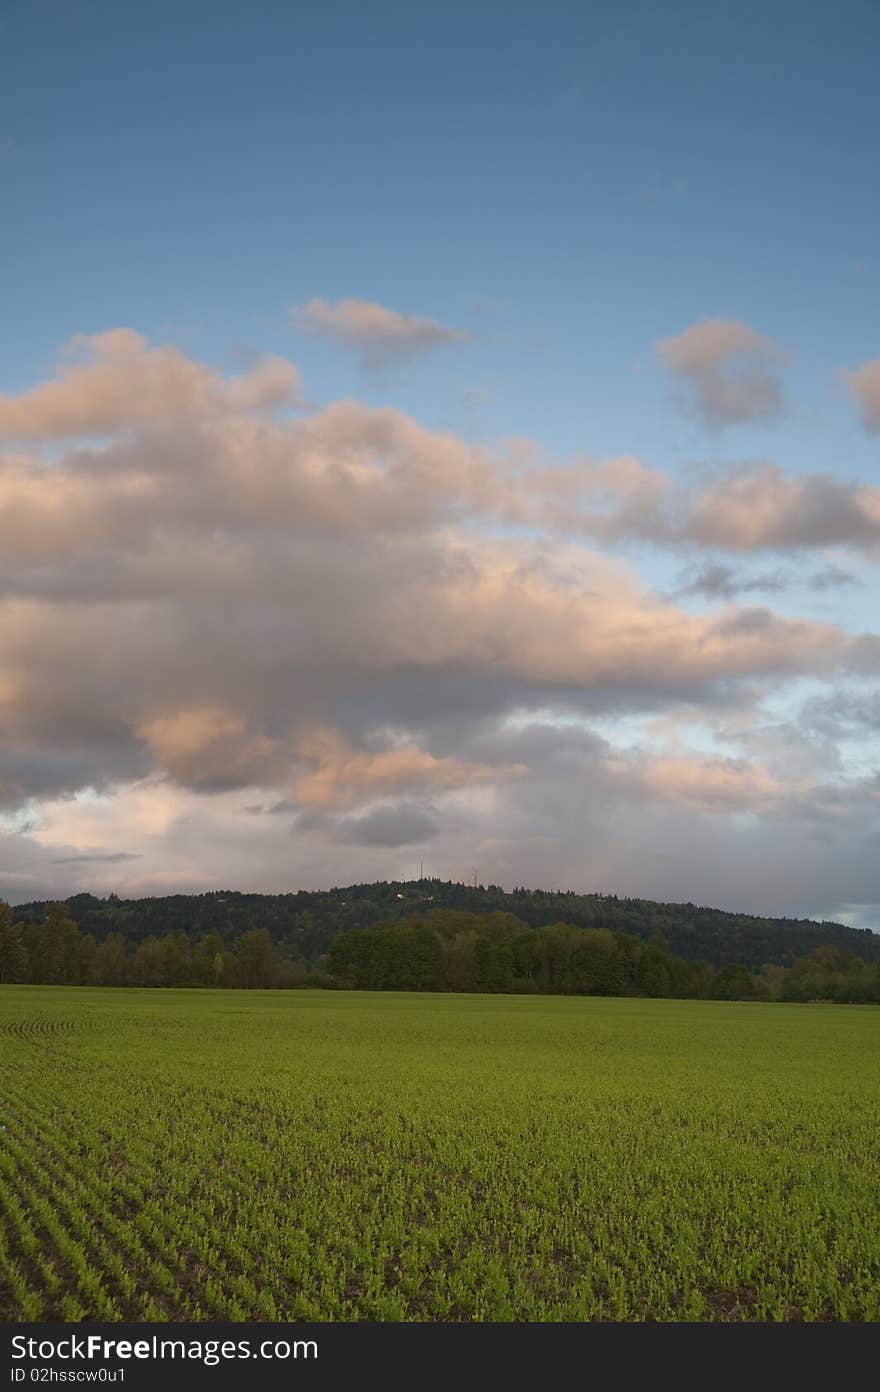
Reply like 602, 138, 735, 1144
11, 881, 878, 970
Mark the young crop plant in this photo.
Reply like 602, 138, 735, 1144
1, 987, 879, 1321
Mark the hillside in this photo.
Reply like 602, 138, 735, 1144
11, 881, 878, 970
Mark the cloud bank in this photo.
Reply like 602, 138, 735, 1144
0, 327, 877, 926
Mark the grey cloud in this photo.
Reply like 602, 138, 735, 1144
799, 689, 880, 738
674, 563, 788, 601
809, 565, 860, 592
459, 720, 611, 771
845, 356, 880, 433
843, 634, 880, 673
245, 799, 298, 816
672, 562, 861, 603
3, 720, 878, 928
685, 466, 880, 552
293, 298, 469, 367
2, 429, 860, 812
0, 746, 147, 808
334, 802, 440, 847
3, 417, 880, 590
0, 328, 877, 928
51, 852, 142, 864
657, 318, 788, 426
453, 724, 880, 924
516, 458, 880, 558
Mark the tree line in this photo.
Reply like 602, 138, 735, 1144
10, 881, 878, 971
0, 902, 329, 990
2, 901, 878, 1003
326, 910, 880, 1003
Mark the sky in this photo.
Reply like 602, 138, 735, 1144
1, 0, 879, 926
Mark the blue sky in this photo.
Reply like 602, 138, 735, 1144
1, 0, 878, 922
4, 1, 878, 425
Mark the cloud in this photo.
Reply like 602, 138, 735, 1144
684, 465, 880, 551
331, 801, 440, 847
605, 751, 784, 811
674, 563, 788, 601
0, 329, 302, 441
809, 565, 860, 592
2, 386, 880, 568
293, 297, 469, 365
8, 719, 877, 926
291, 727, 526, 810
0, 341, 869, 820
657, 318, 788, 426
51, 852, 142, 864
503, 453, 880, 558
799, 689, 880, 739
0, 324, 878, 926
136, 708, 280, 792
0, 515, 853, 818
517, 458, 880, 556
673, 561, 861, 601
844, 356, 880, 432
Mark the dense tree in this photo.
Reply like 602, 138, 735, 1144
232, 928, 281, 989
192, 932, 225, 986
78, 932, 97, 984
25, 903, 81, 984
1, 892, 877, 1003
0, 904, 29, 983
639, 944, 672, 999
91, 932, 127, 986
160, 932, 192, 987
440, 930, 480, 992
711, 963, 754, 1001
12, 882, 877, 971
131, 935, 165, 986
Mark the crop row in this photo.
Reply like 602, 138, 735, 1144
1, 988, 879, 1321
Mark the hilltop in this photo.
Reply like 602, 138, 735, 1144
11, 880, 878, 970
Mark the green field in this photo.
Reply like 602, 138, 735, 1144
1, 988, 879, 1322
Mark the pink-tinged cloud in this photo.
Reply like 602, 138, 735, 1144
3, 331, 879, 562
844, 356, 880, 432
686, 465, 880, 551
605, 752, 784, 811
291, 727, 526, 810
293, 297, 469, 365
0, 329, 302, 441
657, 317, 788, 426
0, 321, 876, 925
136, 708, 280, 792
9, 729, 880, 928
